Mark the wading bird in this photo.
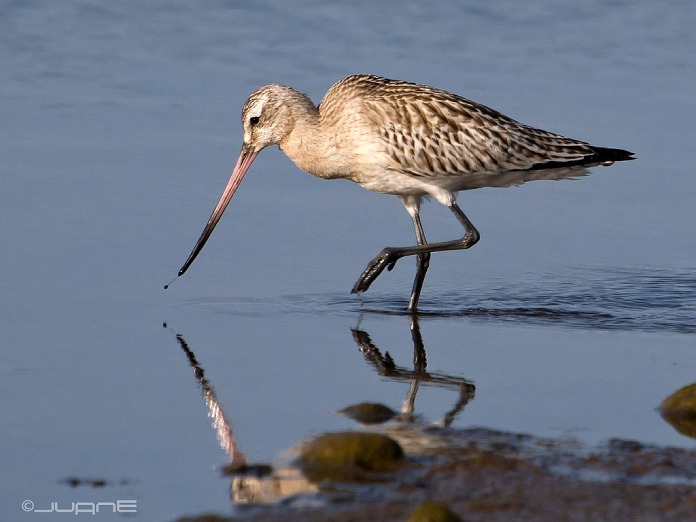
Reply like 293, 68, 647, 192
168, 74, 634, 312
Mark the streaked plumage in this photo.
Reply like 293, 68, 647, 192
170, 74, 634, 311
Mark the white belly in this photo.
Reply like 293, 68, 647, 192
354, 168, 455, 206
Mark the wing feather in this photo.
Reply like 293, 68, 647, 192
330, 75, 604, 178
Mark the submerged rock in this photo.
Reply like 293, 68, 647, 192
298, 431, 404, 482
407, 501, 461, 522
337, 402, 398, 424
660, 383, 696, 438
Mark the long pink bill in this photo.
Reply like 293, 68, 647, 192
166, 145, 258, 287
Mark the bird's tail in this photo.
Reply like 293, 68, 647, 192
590, 146, 636, 165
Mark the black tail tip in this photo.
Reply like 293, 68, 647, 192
592, 146, 636, 163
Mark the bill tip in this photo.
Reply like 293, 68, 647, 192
164, 276, 178, 290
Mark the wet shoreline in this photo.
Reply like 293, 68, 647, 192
178, 425, 696, 521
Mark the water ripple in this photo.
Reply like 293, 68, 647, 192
180, 268, 696, 334
359, 268, 696, 334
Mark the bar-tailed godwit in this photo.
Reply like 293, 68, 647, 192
168, 74, 634, 311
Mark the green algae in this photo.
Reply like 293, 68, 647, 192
660, 383, 696, 438
407, 501, 461, 522
298, 431, 404, 482
336, 402, 398, 424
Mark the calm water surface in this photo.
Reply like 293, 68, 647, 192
2, 1, 695, 519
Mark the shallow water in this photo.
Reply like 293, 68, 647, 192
2, 0, 695, 519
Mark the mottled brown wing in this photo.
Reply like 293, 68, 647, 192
340, 75, 598, 178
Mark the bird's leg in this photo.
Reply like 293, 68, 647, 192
449, 201, 481, 247
351, 201, 480, 301
408, 209, 430, 312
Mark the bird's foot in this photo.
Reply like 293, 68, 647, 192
351, 248, 400, 294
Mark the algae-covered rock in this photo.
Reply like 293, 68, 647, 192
336, 402, 398, 424
407, 501, 461, 522
176, 515, 231, 522
298, 431, 404, 482
660, 383, 696, 438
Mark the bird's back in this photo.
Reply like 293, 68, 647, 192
320, 75, 633, 185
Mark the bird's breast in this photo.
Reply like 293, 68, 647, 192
279, 137, 353, 180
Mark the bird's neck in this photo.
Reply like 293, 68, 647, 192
279, 100, 352, 180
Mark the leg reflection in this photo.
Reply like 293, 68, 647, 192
350, 316, 475, 427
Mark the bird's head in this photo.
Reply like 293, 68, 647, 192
171, 83, 314, 280
240, 83, 305, 152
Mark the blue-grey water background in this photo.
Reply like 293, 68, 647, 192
2, 1, 695, 519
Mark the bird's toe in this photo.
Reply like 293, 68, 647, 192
352, 248, 398, 293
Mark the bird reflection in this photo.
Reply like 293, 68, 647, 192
350, 316, 475, 427
168, 325, 247, 469
165, 324, 316, 504
165, 317, 475, 505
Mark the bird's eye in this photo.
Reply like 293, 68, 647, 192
249, 116, 260, 125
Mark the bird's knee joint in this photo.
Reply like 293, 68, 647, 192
461, 230, 480, 249
471, 230, 480, 245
